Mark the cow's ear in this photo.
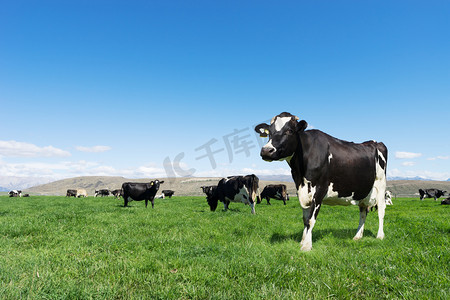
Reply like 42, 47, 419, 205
159, 180, 164, 184
297, 120, 308, 132
150, 181, 154, 186
255, 123, 270, 137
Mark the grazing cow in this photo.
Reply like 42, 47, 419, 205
66, 189, 77, 197
23, 194, 30, 197
418, 189, 446, 201
162, 190, 175, 198
441, 197, 450, 205
204, 175, 260, 214
260, 184, 289, 205
122, 180, 164, 208
255, 112, 388, 251
8, 190, 22, 197
95, 189, 110, 197
76, 189, 87, 198
111, 189, 123, 199
385, 190, 393, 205
201, 185, 218, 210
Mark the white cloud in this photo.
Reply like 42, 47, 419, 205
427, 156, 450, 161
395, 151, 422, 159
75, 146, 112, 153
0, 140, 70, 157
402, 161, 416, 166
0, 158, 168, 180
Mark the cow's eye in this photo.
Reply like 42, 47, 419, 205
285, 129, 294, 135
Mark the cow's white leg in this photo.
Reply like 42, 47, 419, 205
300, 207, 310, 244
354, 207, 367, 240
376, 192, 386, 240
300, 204, 320, 252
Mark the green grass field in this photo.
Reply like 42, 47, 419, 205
0, 195, 448, 299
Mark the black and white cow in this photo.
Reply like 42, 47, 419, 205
94, 189, 110, 197
162, 190, 175, 198
111, 189, 123, 199
441, 197, 450, 205
122, 180, 164, 208
385, 190, 393, 205
66, 189, 77, 197
204, 175, 261, 214
418, 189, 446, 201
201, 185, 218, 210
8, 190, 22, 197
255, 112, 388, 251
260, 184, 289, 205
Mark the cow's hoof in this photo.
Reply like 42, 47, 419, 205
300, 243, 312, 252
376, 233, 385, 240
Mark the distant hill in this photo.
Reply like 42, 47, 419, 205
23, 176, 450, 199
387, 176, 433, 181
0, 176, 54, 191
386, 180, 450, 198
24, 176, 299, 197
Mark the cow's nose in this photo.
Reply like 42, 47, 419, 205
261, 147, 275, 157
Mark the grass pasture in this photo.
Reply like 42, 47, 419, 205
0, 195, 448, 299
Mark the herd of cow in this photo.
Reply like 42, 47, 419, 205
5, 112, 450, 251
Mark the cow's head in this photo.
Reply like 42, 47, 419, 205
201, 186, 218, 211
150, 180, 164, 191
255, 112, 307, 162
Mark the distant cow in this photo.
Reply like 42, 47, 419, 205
255, 112, 388, 251
260, 184, 289, 205
419, 189, 446, 201
8, 190, 22, 197
23, 194, 30, 197
205, 175, 260, 214
122, 180, 164, 208
162, 190, 175, 198
441, 197, 450, 205
385, 190, 393, 205
111, 189, 123, 199
66, 189, 77, 197
76, 189, 87, 198
95, 189, 110, 197
201, 185, 218, 209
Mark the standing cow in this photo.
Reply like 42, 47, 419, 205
255, 112, 388, 251
66, 189, 77, 197
95, 189, 110, 197
122, 180, 164, 208
204, 175, 261, 214
201, 185, 218, 210
76, 189, 87, 198
111, 189, 123, 199
161, 190, 175, 198
260, 184, 289, 205
418, 189, 446, 201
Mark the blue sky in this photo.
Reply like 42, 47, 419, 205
1, 1, 449, 183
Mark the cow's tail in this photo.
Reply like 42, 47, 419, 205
250, 174, 261, 204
